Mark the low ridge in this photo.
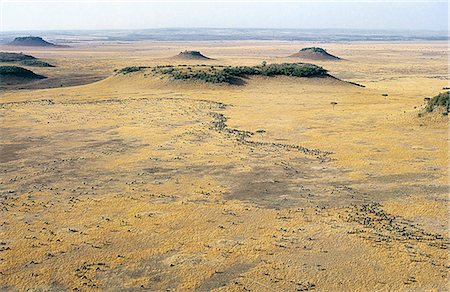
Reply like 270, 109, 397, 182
0, 52, 36, 62
0, 52, 55, 67
0, 65, 46, 85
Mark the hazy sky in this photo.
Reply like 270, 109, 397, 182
1, 1, 448, 32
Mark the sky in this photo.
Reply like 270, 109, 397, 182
0, 0, 448, 32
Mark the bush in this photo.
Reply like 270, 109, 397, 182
426, 91, 449, 113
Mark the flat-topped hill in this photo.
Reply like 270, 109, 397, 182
0, 65, 46, 85
173, 50, 212, 60
7, 36, 62, 47
289, 47, 341, 61
0, 52, 54, 67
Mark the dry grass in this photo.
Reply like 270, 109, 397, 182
0, 41, 448, 291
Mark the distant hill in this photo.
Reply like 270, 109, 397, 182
0, 52, 54, 67
289, 47, 341, 61
174, 50, 212, 60
0, 65, 46, 85
7, 36, 63, 47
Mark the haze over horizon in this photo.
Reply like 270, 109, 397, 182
1, 1, 448, 32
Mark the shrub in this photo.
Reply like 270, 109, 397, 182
425, 91, 449, 113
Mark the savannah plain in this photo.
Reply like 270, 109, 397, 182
0, 40, 449, 291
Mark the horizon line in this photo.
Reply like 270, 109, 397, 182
1, 27, 448, 33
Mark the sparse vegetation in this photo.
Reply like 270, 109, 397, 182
425, 91, 449, 114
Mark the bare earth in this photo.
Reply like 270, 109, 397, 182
0, 41, 449, 291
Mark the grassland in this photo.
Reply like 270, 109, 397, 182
0, 41, 448, 291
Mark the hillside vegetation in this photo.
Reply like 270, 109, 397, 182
425, 91, 449, 115
117, 66, 148, 74
0, 52, 35, 62
20, 59, 55, 67
0, 52, 54, 67
0, 65, 46, 79
126, 63, 330, 84
300, 47, 328, 53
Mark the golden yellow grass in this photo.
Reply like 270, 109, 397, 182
0, 41, 448, 291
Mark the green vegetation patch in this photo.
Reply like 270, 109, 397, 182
150, 63, 328, 84
117, 66, 148, 74
178, 50, 208, 58
0, 52, 36, 62
300, 47, 328, 53
0, 65, 46, 79
20, 59, 54, 67
425, 91, 449, 114
0, 52, 55, 67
